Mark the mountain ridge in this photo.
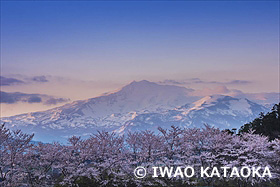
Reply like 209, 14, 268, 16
0, 80, 274, 142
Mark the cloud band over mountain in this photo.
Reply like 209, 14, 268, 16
0, 75, 50, 86
159, 78, 252, 86
0, 91, 69, 105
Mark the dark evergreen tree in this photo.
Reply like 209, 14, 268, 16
239, 103, 280, 140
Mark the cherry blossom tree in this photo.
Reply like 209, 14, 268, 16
0, 124, 33, 186
0, 123, 279, 186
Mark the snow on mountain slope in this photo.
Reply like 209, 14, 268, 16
1, 80, 197, 142
115, 95, 268, 133
0, 80, 273, 143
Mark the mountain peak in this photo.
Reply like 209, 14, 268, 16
126, 80, 156, 87
119, 80, 194, 98
101, 80, 156, 96
120, 80, 162, 93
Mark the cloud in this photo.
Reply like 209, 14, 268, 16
0, 76, 25, 86
0, 75, 50, 86
44, 98, 69, 105
27, 96, 42, 103
31, 76, 48, 83
159, 78, 252, 86
190, 85, 230, 96
0, 92, 20, 104
158, 79, 186, 85
226, 80, 251, 85
187, 78, 252, 85
0, 91, 69, 105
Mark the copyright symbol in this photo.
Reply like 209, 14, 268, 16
134, 166, 146, 179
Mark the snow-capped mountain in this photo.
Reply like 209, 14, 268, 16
0, 80, 272, 143
1, 80, 196, 142
115, 95, 267, 133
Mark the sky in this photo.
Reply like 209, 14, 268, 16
0, 1, 279, 117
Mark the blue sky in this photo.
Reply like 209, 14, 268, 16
0, 1, 279, 116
